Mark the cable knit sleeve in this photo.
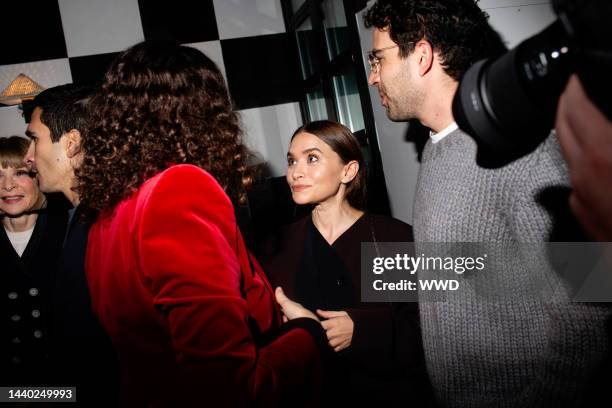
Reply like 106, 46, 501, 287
508, 136, 612, 406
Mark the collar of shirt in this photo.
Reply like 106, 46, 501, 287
429, 122, 459, 144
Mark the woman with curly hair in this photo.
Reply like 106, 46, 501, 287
79, 42, 326, 407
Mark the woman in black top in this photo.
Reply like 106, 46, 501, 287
0, 136, 67, 385
261, 121, 433, 406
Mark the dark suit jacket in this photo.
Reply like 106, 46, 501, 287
51, 203, 119, 407
1, 204, 67, 386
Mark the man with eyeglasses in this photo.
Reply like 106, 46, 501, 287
364, 1, 612, 407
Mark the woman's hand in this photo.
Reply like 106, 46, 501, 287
317, 310, 354, 352
275, 287, 318, 321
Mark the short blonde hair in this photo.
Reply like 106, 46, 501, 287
0, 136, 31, 169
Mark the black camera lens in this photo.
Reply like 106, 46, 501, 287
453, 0, 612, 167
453, 20, 574, 167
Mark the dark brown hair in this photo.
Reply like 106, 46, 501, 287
28, 84, 92, 142
0, 136, 32, 169
78, 42, 253, 213
291, 120, 366, 209
364, 0, 507, 80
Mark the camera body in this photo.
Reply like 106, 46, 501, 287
452, 0, 612, 167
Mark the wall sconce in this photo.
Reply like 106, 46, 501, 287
0, 74, 44, 106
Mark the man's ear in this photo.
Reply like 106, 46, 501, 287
415, 40, 434, 76
341, 160, 360, 184
64, 129, 82, 158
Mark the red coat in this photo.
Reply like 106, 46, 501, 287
86, 164, 324, 407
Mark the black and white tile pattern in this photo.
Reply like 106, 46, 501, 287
0, 0, 302, 176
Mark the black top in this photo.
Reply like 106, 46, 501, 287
50, 204, 118, 407
294, 217, 355, 312
0, 198, 68, 386
260, 213, 434, 407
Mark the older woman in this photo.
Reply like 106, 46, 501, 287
261, 121, 433, 407
78, 42, 326, 407
1, 136, 67, 385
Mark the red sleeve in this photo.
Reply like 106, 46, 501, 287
136, 165, 323, 406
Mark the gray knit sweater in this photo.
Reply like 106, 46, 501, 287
413, 129, 610, 407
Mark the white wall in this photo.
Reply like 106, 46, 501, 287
357, 0, 556, 224
0, 58, 74, 138
0, 106, 28, 138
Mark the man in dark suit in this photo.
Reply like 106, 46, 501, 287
24, 84, 118, 407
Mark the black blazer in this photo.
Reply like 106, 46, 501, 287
1, 205, 67, 386
50, 204, 118, 407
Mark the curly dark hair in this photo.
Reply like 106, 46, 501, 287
363, 0, 507, 80
78, 42, 253, 213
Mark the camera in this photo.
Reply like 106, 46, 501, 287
452, 0, 612, 167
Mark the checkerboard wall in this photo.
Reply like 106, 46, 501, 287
0, 0, 302, 176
